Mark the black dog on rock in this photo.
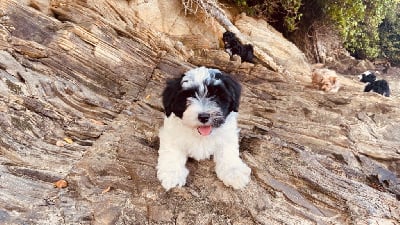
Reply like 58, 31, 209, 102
358, 71, 390, 97
222, 31, 254, 63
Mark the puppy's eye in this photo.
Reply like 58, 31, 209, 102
214, 73, 222, 80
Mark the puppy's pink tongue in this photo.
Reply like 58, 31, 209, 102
197, 126, 212, 136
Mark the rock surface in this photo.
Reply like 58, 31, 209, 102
0, 0, 399, 224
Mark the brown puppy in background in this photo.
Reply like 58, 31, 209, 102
311, 68, 341, 92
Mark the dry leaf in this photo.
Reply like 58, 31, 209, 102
90, 119, 104, 126
56, 140, 65, 147
64, 137, 73, 144
0, 105, 7, 112
53, 179, 68, 188
102, 186, 111, 194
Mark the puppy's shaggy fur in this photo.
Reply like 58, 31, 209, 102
358, 71, 390, 97
157, 67, 251, 191
222, 31, 254, 63
311, 68, 341, 92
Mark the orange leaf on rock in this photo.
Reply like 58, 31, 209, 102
102, 186, 111, 194
53, 179, 68, 188
63, 137, 73, 144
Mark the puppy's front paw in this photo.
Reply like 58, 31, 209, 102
217, 163, 251, 189
157, 167, 189, 191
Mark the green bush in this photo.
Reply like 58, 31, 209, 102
324, 0, 400, 60
378, 5, 400, 65
230, 0, 303, 32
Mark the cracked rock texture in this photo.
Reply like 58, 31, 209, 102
0, 0, 399, 224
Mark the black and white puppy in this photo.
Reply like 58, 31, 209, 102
222, 31, 254, 63
157, 67, 251, 190
358, 71, 390, 97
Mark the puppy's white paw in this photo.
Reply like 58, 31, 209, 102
217, 163, 251, 189
157, 167, 189, 191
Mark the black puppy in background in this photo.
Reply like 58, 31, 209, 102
358, 71, 391, 97
222, 31, 254, 63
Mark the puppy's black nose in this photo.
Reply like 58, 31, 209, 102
198, 113, 210, 123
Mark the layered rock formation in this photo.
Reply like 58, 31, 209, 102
0, 0, 399, 224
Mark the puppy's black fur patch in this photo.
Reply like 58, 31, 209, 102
359, 72, 391, 97
222, 31, 254, 63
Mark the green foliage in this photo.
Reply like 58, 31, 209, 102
282, 0, 303, 32
231, 0, 248, 6
324, 0, 400, 59
379, 4, 400, 65
230, 0, 303, 32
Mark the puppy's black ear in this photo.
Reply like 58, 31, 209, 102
243, 44, 254, 63
162, 76, 182, 117
220, 73, 241, 112
371, 74, 377, 81
366, 73, 377, 82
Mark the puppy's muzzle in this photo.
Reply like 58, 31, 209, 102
198, 113, 210, 123
198, 113, 224, 127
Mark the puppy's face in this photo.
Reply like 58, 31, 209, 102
311, 71, 339, 92
222, 31, 236, 48
162, 67, 241, 136
358, 71, 376, 83
323, 77, 336, 91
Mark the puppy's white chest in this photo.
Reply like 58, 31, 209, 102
185, 138, 218, 161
